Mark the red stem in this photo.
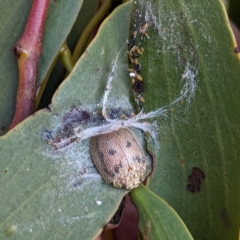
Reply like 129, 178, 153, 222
9, 0, 50, 129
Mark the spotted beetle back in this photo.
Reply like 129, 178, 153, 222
90, 128, 147, 189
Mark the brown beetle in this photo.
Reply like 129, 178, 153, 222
90, 128, 146, 189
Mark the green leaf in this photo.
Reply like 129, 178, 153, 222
0, 0, 83, 135
130, 185, 193, 240
37, 0, 84, 84
1, 0, 239, 239
0, 3, 135, 239
37, 0, 99, 109
129, 0, 240, 239
67, 0, 99, 53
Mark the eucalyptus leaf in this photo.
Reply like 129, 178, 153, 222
129, 0, 240, 239
1, 0, 239, 239
130, 185, 193, 240
0, 3, 134, 239
38, 0, 99, 109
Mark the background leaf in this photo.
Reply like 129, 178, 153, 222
38, 0, 99, 109
129, 0, 240, 239
0, 0, 83, 135
0, 3, 137, 239
130, 185, 193, 240
1, 0, 240, 239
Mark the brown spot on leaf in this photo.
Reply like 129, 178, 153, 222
141, 220, 151, 240
221, 209, 232, 228
13, 42, 21, 58
63, 108, 91, 127
179, 157, 185, 165
234, 47, 239, 53
187, 167, 205, 193
81, 111, 90, 120
0, 169, 7, 174
0, 126, 6, 131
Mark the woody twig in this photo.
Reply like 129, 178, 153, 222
9, 0, 50, 129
